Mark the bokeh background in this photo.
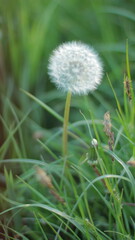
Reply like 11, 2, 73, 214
1, 0, 135, 157
1, 0, 135, 238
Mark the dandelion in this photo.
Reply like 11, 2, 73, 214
48, 41, 103, 95
48, 41, 103, 157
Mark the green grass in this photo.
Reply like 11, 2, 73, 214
1, 0, 135, 239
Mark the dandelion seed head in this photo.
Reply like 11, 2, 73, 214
48, 41, 103, 95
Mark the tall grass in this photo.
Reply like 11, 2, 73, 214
0, 0, 135, 239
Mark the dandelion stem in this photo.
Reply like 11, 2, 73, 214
62, 91, 72, 157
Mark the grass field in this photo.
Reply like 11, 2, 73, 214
0, 0, 135, 239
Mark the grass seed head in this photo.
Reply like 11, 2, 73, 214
124, 76, 132, 101
104, 111, 114, 154
36, 166, 53, 189
127, 157, 135, 167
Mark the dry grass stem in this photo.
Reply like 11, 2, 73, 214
35, 166, 65, 204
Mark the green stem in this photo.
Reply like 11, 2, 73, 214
62, 91, 72, 157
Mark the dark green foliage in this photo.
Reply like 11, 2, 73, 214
0, 0, 135, 239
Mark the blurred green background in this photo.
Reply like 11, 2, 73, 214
1, 0, 135, 158
1, 1, 135, 238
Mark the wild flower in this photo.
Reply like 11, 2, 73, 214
48, 41, 103, 95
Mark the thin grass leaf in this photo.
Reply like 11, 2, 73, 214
104, 149, 135, 198
21, 89, 64, 122
0, 110, 30, 157
0, 203, 85, 235
71, 165, 130, 218
0, 225, 29, 240
38, 212, 81, 240
16, 176, 55, 207
37, 139, 58, 160
104, 7, 135, 22
33, 212, 48, 240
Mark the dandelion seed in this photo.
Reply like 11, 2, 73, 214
48, 41, 103, 95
